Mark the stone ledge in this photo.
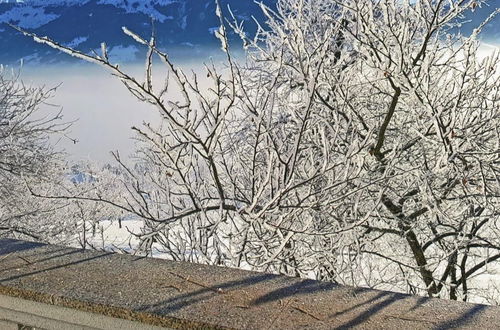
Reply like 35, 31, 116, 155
0, 293, 168, 330
0, 238, 499, 329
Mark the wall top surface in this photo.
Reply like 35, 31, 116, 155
1, 238, 499, 329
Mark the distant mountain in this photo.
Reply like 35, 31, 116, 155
0, 0, 274, 65
0, 1, 498, 65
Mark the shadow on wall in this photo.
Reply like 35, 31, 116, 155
434, 304, 488, 330
0, 238, 45, 256
136, 268, 488, 329
0, 239, 113, 283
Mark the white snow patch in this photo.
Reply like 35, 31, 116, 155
107, 44, 140, 62
235, 14, 250, 21
481, 42, 500, 51
0, 6, 59, 29
179, 15, 187, 30
84, 217, 141, 251
477, 42, 500, 60
20, 52, 41, 64
81, 217, 173, 259
96, 0, 176, 23
12, 0, 90, 5
66, 36, 88, 48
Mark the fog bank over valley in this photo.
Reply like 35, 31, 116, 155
19, 41, 499, 166
22, 59, 220, 165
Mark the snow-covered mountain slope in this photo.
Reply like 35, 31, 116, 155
0, 1, 498, 65
0, 0, 274, 64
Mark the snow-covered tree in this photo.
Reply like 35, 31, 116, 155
0, 68, 76, 242
0, 68, 115, 246
321, 0, 500, 302
13, 0, 500, 303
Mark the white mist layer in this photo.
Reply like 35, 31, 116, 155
21, 61, 217, 165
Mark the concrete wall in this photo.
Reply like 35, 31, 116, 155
0, 293, 166, 329
1, 238, 499, 329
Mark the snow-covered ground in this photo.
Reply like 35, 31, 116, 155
82, 216, 140, 252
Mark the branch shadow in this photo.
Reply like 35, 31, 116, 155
409, 295, 431, 311
138, 270, 492, 330
0, 248, 84, 274
136, 272, 280, 314
333, 291, 402, 329
0, 238, 45, 255
136, 271, 340, 317
433, 304, 487, 330
251, 278, 338, 305
0, 250, 113, 284
329, 289, 396, 319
